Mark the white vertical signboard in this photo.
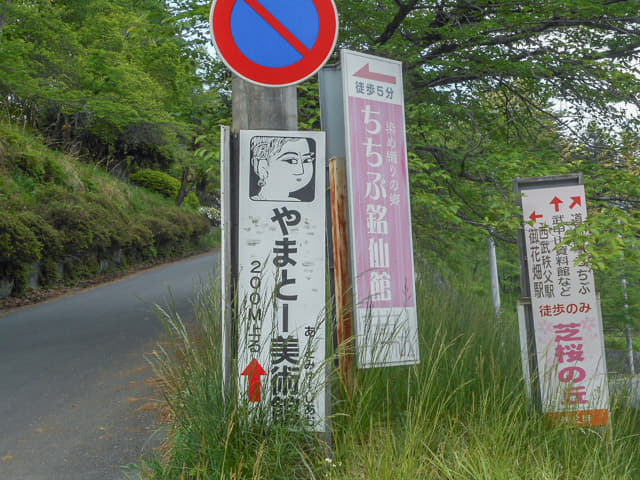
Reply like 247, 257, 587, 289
341, 49, 420, 368
236, 130, 326, 430
521, 184, 609, 426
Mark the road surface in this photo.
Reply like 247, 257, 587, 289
0, 251, 219, 480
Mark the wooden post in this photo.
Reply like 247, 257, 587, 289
329, 156, 355, 397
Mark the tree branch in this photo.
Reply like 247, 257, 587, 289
374, 0, 421, 46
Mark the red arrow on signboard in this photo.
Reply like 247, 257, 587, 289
241, 358, 267, 402
550, 196, 563, 212
569, 196, 582, 209
354, 64, 397, 84
529, 211, 544, 222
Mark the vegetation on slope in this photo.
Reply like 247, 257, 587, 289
0, 0, 225, 298
0, 120, 212, 297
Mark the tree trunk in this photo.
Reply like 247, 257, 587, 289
175, 165, 193, 206
0, 1, 12, 34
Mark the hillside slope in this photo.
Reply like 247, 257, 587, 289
0, 120, 212, 298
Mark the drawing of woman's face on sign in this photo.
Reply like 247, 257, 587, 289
249, 136, 316, 202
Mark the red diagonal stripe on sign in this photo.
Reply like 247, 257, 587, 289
243, 0, 312, 57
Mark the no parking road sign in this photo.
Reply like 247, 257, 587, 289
210, 0, 338, 87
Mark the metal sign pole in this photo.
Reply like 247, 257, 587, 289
488, 234, 501, 319
220, 126, 232, 398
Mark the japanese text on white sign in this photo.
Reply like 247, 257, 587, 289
236, 130, 327, 430
521, 184, 609, 426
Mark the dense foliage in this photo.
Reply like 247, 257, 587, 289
162, 0, 640, 329
130, 168, 182, 200
334, 1, 640, 332
0, 121, 210, 296
332, 0, 640, 253
1, 1, 639, 318
0, 0, 228, 195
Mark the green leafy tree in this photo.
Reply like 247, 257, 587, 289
0, 0, 202, 168
332, 1, 640, 254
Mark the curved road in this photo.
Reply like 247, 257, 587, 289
0, 251, 219, 480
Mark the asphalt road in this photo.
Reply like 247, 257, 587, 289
0, 251, 219, 480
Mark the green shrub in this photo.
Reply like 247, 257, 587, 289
183, 190, 201, 210
43, 201, 96, 252
0, 212, 42, 265
62, 253, 101, 282
41, 194, 132, 254
0, 176, 25, 210
166, 208, 210, 245
0, 211, 42, 294
130, 169, 181, 199
139, 214, 182, 256
40, 258, 62, 287
124, 221, 154, 251
83, 192, 130, 249
17, 211, 63, 286
18, 211, 63, 257
137, 207, 209, 257
10, 150, 66, 184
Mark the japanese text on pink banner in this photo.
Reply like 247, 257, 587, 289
349, 96, 414, 309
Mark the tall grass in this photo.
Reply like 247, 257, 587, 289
141, 266, 640, 479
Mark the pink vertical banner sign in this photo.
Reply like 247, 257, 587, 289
341, 49, 419, 368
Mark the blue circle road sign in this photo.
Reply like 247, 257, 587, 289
210, 0, 338, 87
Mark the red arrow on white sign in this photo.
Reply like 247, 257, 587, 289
550, 196, 563, 212
241, 358, 267, 402
570, 196, 582, 209
529, 211, 543, 222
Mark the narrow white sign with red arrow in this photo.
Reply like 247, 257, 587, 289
521, 184, 609, 426
235, 130, 327, 430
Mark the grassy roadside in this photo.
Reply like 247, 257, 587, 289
136, 265, 640, 480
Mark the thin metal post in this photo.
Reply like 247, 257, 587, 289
517, 298, 532, 401
488, 234, 501, 318
220, 126, 232, 398
626, 324, 635, 376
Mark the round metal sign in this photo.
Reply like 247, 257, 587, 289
210, 0, 338, 87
